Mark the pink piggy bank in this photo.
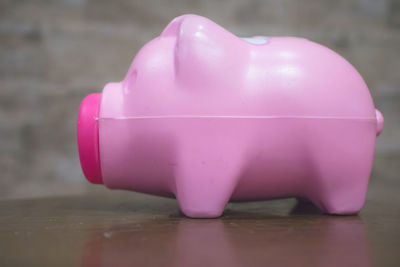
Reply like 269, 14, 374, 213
77, 14, 383, 218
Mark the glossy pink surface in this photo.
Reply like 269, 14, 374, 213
78, 14, 383, 218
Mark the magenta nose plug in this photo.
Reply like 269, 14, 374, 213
77, 93, 103, 184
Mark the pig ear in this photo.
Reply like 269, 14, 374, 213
160, 15, 187, 37
168, 15, 240, 87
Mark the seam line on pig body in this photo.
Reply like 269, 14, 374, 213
96, 116, 377, 121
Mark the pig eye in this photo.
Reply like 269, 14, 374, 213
241, 36, 269, 45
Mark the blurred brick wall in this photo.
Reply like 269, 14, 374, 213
0, 0, 399, 199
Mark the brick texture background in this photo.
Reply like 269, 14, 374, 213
0, 0, 399, 199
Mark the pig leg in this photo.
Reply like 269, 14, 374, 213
310, 172, 370, 215
306, 141, 375, 215
171, 120, 247, 218
174, 157, 242, 218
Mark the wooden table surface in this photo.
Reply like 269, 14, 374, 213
0, 177, 399, 267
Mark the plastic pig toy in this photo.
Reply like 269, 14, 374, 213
77, 14, 383, 218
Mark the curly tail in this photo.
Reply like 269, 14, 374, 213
375, 109, 384, 136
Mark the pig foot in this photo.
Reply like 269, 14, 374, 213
303, 128, 376, 215
307, 169, 370, 215
174, 167, 240, 218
